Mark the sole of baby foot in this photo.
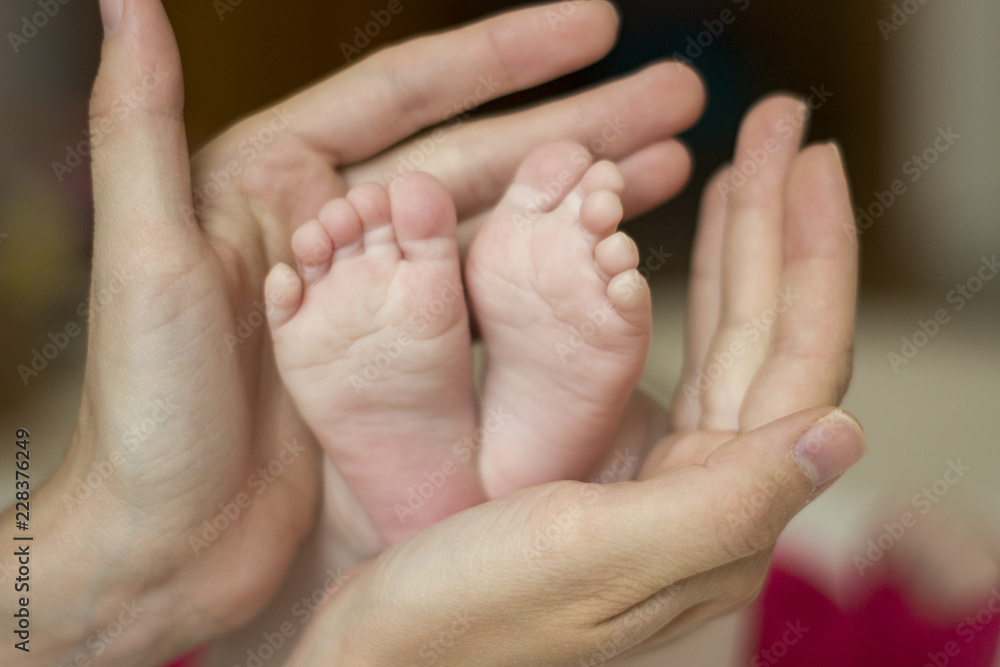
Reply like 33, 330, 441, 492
266, 173, 484, 546
466, 140, 652, 499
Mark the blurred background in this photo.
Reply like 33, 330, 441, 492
1, 0, 998, 664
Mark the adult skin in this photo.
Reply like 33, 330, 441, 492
0, 1, 707, 665
284, 101, 865, 665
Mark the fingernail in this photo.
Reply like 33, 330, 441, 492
101, 0, 124, 37
793, 410, 866, 487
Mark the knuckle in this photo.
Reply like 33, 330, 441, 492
372, 45, 437, 123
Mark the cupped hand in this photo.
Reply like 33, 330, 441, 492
287, 411, 865, 667
284, 98, 864, 666
652, 94, 857, 472
14, 1, 705, 664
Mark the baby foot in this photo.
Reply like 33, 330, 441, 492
466, 141, 652, 499
266, 173, 483, 546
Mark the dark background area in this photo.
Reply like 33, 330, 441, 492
2, 0, 883, 260
0, 0, 882, 406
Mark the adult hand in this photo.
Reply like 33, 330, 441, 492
284, 98, 864, 666
1, 1, 704, 664
287, 410, 865, 667
667, 95, 856, 438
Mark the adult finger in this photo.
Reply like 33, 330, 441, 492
616, 139, 693, 220
281, 1, 622, 164
741, 144, 858, 430
90, 0, 199, 270
699, 95, 808, 431
346, 62, 705, 219
670, 166, 730, 430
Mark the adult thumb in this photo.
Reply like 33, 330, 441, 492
593, 407, 867, 592
90, 0, 198, 270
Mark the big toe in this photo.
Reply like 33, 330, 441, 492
389, 172, 458, 261
502, 140, 594, 215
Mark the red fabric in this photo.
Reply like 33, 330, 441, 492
750, 560, 1000, 667
164, 651, 201, 667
